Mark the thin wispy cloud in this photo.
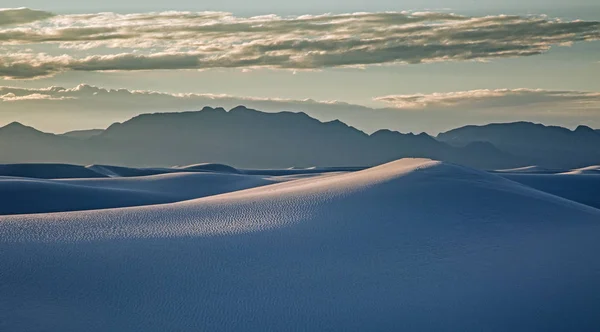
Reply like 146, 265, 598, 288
0, 92, 73, 101
3, 85, 600, 112
374, 89, 600, 110
0, 8, 599, 79
0, 84, 349, 105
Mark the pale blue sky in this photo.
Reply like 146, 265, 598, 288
5, 0, 599, 15
1, 1, 599, 133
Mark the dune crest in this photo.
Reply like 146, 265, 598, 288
1, 158, 600, 331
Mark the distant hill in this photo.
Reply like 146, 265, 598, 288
0, 107, 587, 169
0, 122, 88, 164
92, 106, 520, 168
61, 129, 104, 139
437, 122, 600, 168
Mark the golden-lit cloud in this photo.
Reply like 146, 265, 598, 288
0, 9, 598, 78
374, 89, 600, 110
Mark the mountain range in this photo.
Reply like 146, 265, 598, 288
437, 122, 600, 168
1, 106, 599, 169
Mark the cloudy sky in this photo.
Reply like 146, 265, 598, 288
1, 0, 599, 134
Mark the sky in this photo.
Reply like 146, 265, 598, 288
0, 1, 599, 134
5, 0, 599, 14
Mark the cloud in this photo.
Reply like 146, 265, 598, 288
0, 8, 54, 26
0, 92, 73, 101
0, 9, 598, 78
0, 83, 340, 103
5, 85, 597, 114
0, 84, 357, 113
374, 89, 600, 110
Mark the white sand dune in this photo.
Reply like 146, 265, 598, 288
0, 161, 357, 181
1, 159, 600, 331
0, 172, 277, 215
0, 163, 107, 179
501, 172, 600, 209
87, 164, 202, 177
175, 163, 241, 174
561, 165, 600, 175
241, 166, 367, 176
493, 165, 558, 174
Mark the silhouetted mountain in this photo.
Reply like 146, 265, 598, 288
0, 122, 45, 137
90, 106, 521, 168
61, 129, 104, 139
437, 122, 600, 168
0, 122, 88, 164
0, 108, 555, 169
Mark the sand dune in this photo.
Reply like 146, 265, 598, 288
0, 163, 107, 179
561, 165, 600, 175
175, 163, 241, 174
0, 172, 277, 215
85, 164, 175, 177
1, 158, 600, 331
501, 172, 600, 209
0, 162, 357, 214
493, 165, 558, 174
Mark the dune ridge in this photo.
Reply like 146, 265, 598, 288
1, 158, 600, 331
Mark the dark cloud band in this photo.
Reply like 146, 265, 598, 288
0, 9, 598, 78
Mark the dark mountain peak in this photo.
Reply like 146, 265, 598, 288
1, 121, 27, 129
200, 106, 226, 113
370, 129, 399, 137
292, 111, 310, 118
229, 105, 257, 113
497, 121, 539, 127
104, 121, 123, 132
0, 121, 44, 135
507, 121, 538, 126
322, 119, 367, 137
371, 129, 434, 141
227, 107, 319, 124
574, 125, 597, 133
324, 119, 347, 127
